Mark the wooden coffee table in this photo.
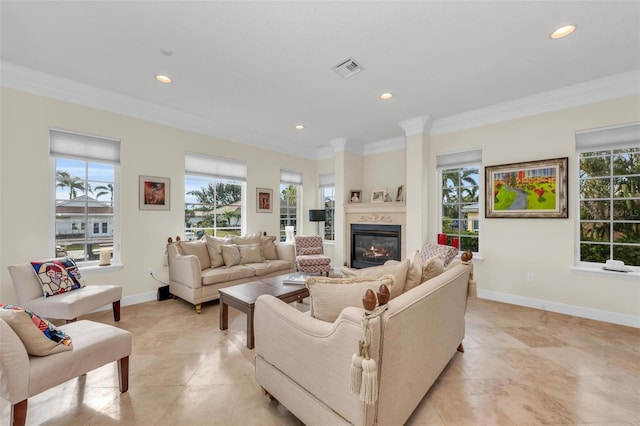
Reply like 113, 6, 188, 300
218, 275, 309, 349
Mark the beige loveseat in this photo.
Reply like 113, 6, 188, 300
254, 260, 471, 426
167, 233, 295, 313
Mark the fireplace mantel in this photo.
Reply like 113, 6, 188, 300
344, 202, 406, 267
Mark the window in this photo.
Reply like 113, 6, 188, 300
320, 173, 335, 241
280, 169, 302, 241
576, 123, 640, 267
51, 128, 119, 264
437, 149, 482, 253
185, 153, 246, 240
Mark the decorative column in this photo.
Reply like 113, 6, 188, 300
399, 116, 431, 253
330, 138, 348, 268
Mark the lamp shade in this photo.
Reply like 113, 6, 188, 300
308, 209, 326, 222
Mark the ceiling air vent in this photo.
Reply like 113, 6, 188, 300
332, 58, 364, 79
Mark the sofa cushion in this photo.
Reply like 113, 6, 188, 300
201, 265, 255, 285
422, 256, 445, 282
306, 275, 395, 322
403, 250, 424, 292
239, 243, 265, 264
31, 258, 85, 297
232, 232, 262, 246
0, 304, 73, 356
178, 240, 211, 270
221, 244, 241, 266
204, 235, 231, 267
261, 236, 278, 260
246, 259, 291, 276
420, 243, 458, 268
340, 258, 409, 299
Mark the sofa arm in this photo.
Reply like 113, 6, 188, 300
0, 319, 30, 404
275, 243, 295, 267
167, 244, 202, 289
254, 296, 380, 420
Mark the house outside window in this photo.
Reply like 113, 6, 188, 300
437, 149, 482, 253
280, 169, 302, 241
51, 129, 119, 264
576, 123, 640, 267
184, 153, 246, 240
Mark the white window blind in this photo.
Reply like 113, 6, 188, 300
319, 173, 334, 188
185, 152, 247, 181
50, 128, 120, 164
575, 122, 640, 152
436, 148, 482, 169
281, 169, 302, 185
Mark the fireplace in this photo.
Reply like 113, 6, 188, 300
350, 224, 401, 269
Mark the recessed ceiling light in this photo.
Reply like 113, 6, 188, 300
550, 25, 576, 39
155, 75, 172, 84
380, 92, 393, 100
160, 48, 173, 56
295, 124, 305, 130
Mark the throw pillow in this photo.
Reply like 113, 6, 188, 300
422, 256, 445, 282
238, 243, 265, 264
31, 258, 86, 297
221, 244, 241, 266
0, 304, 73, 356
232, 232, 262, 246
420, 243, 458, 268
299, 247, 323, 256
403, 250, 424, 292
204, 235, 230, 267
261, 236, 278, 260
178, 240, 211, 270
340, 258, 409, 299
306, 274, 395, 322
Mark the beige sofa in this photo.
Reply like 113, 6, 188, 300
167, 234, 295, 313
254, 262, 471, 426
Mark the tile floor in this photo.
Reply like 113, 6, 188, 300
2, 296, 639, 425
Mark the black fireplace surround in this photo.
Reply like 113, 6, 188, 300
350, 224, 401, 269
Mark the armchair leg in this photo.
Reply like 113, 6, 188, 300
12, 399, 27, 426
117, 356, 129, 393
112, 300, 121, 322
195, 304, 202, 314
457, 343, 464, 353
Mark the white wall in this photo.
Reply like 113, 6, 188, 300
0, 87, 315, 304
361, 149, 405, 203
428, 94, 640, 321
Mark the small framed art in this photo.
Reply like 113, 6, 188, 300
139, 175, 170, 211
256, 188, 273, 213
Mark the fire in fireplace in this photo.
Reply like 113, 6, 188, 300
350, 224, 401, 269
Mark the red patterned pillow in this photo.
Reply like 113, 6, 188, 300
31, 258, 86, 297
0, 304, 73, 356
299, 247, 323, 256
419, 244, 458, 268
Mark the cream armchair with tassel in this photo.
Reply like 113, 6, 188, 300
254, 262, 471, 426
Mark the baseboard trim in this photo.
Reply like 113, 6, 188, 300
91, 290, 158, 314
477, 289, 640, 329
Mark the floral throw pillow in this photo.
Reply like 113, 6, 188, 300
0, 304, 73, 356
31, 258, 86, 297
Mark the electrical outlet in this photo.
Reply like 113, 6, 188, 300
148, 269, 153, 277
527, 272, 534, 282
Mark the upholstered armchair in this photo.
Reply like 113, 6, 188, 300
294, 235, 331, 276
7, 262, 122, 323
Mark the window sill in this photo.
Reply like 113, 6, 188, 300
79, 263, 124, 275
572, 266, 640, 280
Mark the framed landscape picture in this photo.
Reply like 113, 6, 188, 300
485, 157, 568, 218
139, 175, 170, 211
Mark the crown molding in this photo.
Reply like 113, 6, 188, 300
3, 62, 638, 160
430, 70, 640, 136
0, 62, 315, 159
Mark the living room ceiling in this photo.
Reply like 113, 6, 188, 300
1, 1, 639, 158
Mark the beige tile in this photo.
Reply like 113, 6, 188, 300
6, 296, 639, 425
